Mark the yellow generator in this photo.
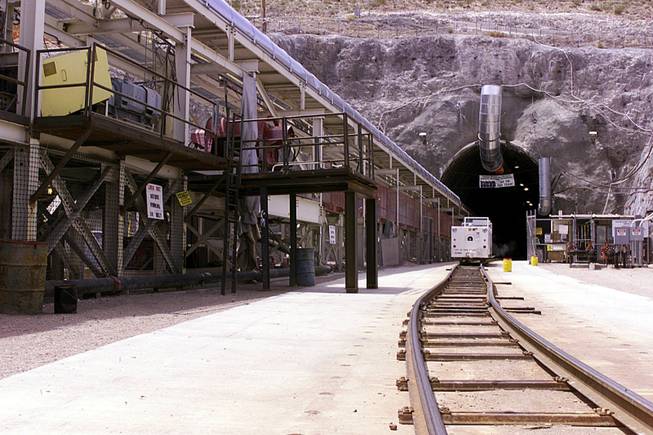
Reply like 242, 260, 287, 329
40, 47, 113, 116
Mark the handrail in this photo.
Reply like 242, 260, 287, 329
231, 111, 374, 177
0, 37, 30, 118
33, 43, 228, 152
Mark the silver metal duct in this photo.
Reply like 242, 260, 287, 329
538, 157, 552, 215
478, 85, 504, 173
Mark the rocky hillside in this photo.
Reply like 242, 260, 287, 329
262, 4, 653, 216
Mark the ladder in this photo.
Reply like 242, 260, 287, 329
221, 111, 241, 295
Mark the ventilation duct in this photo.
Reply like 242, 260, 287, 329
538, 157, 552, 215
478, 85, 504, 173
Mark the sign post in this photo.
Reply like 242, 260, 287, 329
146, 183, 164, 220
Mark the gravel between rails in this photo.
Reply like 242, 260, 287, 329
0, 275, 342, 380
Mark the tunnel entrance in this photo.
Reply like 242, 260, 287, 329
442, 142, 539, 260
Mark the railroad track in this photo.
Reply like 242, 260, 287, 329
397, 264, 653, 434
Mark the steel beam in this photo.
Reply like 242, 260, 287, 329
124, 151, 172, 210
64, 18, 144, 35
260, 186, 270, 290
61, 13, 195, 35
31, 128, 92, 203
62, 230, 103, 278
185, 219, 222, 258
0, 150, 12, 174
108, 0, 242, 77
257, 79, 278, 117
185, 177, 224, 219
47, 165, 112, 253
191, 63, 230, 75
289, 192, 297, 287
41, 153, 113, 276
345, 191, 358, 293
123, 169, 179, 273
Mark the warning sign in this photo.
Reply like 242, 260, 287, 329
328, 225, 337, 245
146, 183, 164, 220
176, 191, 193, 207
479, 174, 515, 188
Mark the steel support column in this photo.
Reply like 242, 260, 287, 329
313, 116, 323, 170
31, 128, 91, 202
345, 191, 358, 293
103, 160, 125, 275
437, 198, 441, 261
174, 26, 191, 144
395, 168, 400, 231
418, 186, 424, 264
11, 141, 39, 240
18, 0, 44, 118
428, 217, 433, 264
289, 192, 297, 287
169, 173, 186, 272
365, 197, 378, 289
260, 186, 270, 290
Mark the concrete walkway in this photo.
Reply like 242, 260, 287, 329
0, 263, 453, 435
487, 261, 653, 401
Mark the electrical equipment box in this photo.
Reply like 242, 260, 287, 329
451, 217, 493, 260
109, 78, 162, 127
613, 220, 632, 245
40, 47, 113, 116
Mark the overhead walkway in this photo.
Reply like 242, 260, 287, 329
0, 0, 469, 298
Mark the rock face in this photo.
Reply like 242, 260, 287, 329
275, 33, 653, 216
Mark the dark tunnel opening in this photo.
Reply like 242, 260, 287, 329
442, 142, 539, 260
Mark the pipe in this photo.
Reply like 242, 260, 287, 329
45, 266, 332, 297
538, 157, 552, 216
478, 84, 504, 173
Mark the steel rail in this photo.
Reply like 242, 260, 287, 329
481, 265, 653, 434
405, 266, 456, 435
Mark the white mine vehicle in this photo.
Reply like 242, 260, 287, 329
451, 217, 493, 262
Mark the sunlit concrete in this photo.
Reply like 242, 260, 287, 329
0, 263, 454, 435
487, 261, 653, 401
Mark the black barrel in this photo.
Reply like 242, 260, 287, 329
0, 240, 48, 314
54, 285, 78, 314
295, 247, 315, 287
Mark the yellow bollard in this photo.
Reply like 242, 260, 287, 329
502, 258, 512, 272
530, 256, 539, 266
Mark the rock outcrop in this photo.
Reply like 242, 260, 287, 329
276, 33, 653, 215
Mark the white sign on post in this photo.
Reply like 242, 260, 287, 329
479, 174, 515, 188
146, 183, 164, 220
328, 225, 337, 245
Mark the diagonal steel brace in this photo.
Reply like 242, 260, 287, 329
123, 169, 179, 273
40, 153, 114, 276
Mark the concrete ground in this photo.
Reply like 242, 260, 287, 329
486, 261, 653, 401
0, 263, 454, 435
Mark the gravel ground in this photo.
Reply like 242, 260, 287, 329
0, 273, 342, 380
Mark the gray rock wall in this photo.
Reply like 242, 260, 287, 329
276, 33, 653, 216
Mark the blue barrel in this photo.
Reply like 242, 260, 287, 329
296, 247, 315, 287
